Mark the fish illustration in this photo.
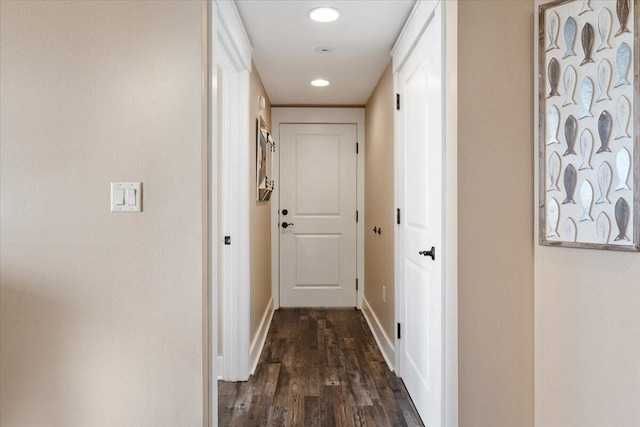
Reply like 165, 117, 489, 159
596, 161, 612, 204
580, 23, 595, 66
614, 197, 630, 241
579, 77, 594, 119
614, 95, 631, 139
579, 180, 594, 221
564, 115, 578, 156
546, 11, 560, 51
548, 152, 562, 191
597, 110, 612, 153
579, 129, 593, 170
564, 217, 578, 242
562, 65, 578, 106
563, 164, 577, 204
596, 212, 611, 243
579, 0, 593, 15
615, 0, 630, 36
596, 59, 612, 102
615, 147, 631, 191
614, 43, 631, 87
547, 198, 560, 238
547, 105, 561, 145
563, 17, 577, 58
548, 58, 561, 97
597, 7, 613, 51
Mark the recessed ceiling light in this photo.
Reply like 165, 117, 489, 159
311, 79, 330, 87
308, 7, 341, 23
315, 46, 334, 54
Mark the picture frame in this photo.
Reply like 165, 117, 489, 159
257, 115, 275, 202
539, 0, 639, 250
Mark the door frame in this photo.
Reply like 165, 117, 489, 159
392, 1, 459, 426
203, 1, 215, 424
271, 108, 365, 309
214, 0, 252, 382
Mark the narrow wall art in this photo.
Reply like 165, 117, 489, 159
257, 115, 275, 202
539, 0, 639, 250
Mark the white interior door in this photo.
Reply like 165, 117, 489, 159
396, 2, 444, 425
279, 123, 357, 307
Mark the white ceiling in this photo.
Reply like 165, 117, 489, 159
235, 0, 415, 106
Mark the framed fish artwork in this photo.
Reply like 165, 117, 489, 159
539, 0, 639, 251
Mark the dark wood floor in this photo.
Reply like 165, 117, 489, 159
218, 308, 423, 426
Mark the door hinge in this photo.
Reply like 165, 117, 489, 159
356, 278, 359, 291
397, 208, 401, 225
356, 210, 359, 222
396, 93, 400, 110
356, 142, 359, 154
397, 323, 401, 339
224, 236, 231, 245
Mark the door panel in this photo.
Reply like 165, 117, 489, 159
280, 124, 357, 307
295, 137, 341, 214
397, 2, 444, 425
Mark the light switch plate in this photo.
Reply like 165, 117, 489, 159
111, 182, 142, 212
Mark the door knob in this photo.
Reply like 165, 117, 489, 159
419, 246, 435, 260
282, 209, 288, 216
281, 222, 294, 229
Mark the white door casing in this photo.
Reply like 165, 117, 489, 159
394, 1, 446, 425
270, 108, 365, 311
279, 124, 358, 307
215, 0, 252, 382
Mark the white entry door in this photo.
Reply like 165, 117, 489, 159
396, 2, 444, 425
279, 123, 357, 307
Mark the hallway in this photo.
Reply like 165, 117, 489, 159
218, 309, 423, 426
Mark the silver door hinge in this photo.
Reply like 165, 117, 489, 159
356, 210, 359, 222
396, 93, 400, 110
356, 278, 359, 291
397, 208, 401, 225
356, 142, 359, 154
397, 323, 401, 339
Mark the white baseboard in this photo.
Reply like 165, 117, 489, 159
249, 297, 274, 375
217, 356, 223, 380
361, 297, 395, 371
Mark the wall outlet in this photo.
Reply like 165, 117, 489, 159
383, 285, 386, 303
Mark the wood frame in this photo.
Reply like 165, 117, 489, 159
270, 108, 365, 310
392, 0, 459, 425
538, 0, 640, 251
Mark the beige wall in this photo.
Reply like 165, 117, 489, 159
364, 62, 396, 341
458, 1, 534, 426
249, 63, 273, 342
533, 2, 640, 426
0, 1, 205, 425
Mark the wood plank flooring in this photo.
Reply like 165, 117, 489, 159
218, 308, 423, 427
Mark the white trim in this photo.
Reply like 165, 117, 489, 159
391, 0, 440, 74
271, 108, 365, 310
206, 1, 217, 425
217, 3, 251, 382
249, 297, 275, 375
361, 298, 395, 371
393, 1, 458, 426
217, 356, 224, 380
443, 2, 459, 425
214, 0, 252, 70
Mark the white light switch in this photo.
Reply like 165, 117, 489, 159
115, 188, 125, 205
126, 189, 136, 206
111, 182, 142, 212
